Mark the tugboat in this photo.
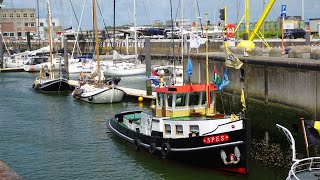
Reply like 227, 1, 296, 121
108, 11, 250, 175
107, 83, 250, 174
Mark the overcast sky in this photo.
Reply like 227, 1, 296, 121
2, 0, 319, 29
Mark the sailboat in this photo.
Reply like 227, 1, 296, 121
107, 13, 250, 174
103, 0, 146, 77
71, 0, 125, 104
32, 0, 72, 92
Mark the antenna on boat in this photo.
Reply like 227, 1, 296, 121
205, 12, 210, 113
134, 0, 138, 63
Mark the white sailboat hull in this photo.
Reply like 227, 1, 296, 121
104, 65, 146, 76
24, 62, 52, 72
73, 85, 125, 104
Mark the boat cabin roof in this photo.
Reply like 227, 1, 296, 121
154, 84, 217, 94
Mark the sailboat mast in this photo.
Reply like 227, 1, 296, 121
134, 0, 138, 62
205, 12, 210, 110
93, 0, 101, 82
113, 0, 115, 50
37, 0, 40, 47
181, 0, 184, 83
47, 0, 53, 79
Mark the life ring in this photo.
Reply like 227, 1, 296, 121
161, 143, 171, 157
88, 96, 94, 101
134, 139, 141, 151
148, 143, 156, 155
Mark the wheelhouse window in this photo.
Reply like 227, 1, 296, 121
190, 125, 199, 133
201, 92, 207, 105
176, 125, 183, 135
164, 124, 171, 134
167, 94, 173, 107
157, 93, 165, 107
201, 91, 214, 105
175, 93, 186, 107
189, 92, 200, 106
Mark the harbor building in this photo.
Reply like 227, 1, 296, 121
37, 18, 62, 40
1, 8, 36, 40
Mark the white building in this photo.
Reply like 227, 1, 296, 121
36, 18, 61, 40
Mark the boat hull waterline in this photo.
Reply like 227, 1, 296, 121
73, 87, 125, 104
33, 78, 73, 92
107, 111, 250, 174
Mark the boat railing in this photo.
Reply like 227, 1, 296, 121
287, 157, 320, 180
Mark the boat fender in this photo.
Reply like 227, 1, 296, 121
32, 84, 35, 88
148, 143, 157, 155
88, 96, 94, 101
134, 139, 142, 151
161, 143, 171, 157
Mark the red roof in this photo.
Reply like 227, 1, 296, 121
154, 84, 218, 94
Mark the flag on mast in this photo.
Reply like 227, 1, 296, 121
225, 47, 243, 69
187, 58, 193, 78
218, 69, 230, 91
241, 89, 246, 112
190, 32, 205, 49
213, 65, 221, 85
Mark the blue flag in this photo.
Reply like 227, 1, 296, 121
187, 58, 193, 78
218, 69, 230, 91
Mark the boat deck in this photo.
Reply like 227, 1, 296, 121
118, 87, 156, 100
68, 80, 156, 100
288, 170, 320, 180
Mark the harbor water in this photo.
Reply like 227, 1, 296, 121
0, 72, 286, 179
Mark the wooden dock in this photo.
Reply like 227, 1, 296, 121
68, 80, 156, 100
0, 68, 24, 72
118, 87, 156, 100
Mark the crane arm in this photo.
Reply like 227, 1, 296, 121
248, 0, 276, 41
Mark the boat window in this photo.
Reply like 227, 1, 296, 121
167, 94, 173, 107
157, 93, 161, 106
176, 125, 183, 135
175, 93, 186, 107
190, 125, 199, 133
210, 91, 214, 104
201, 92, 206, 105
164, 124, 171, 134
189, 92, 200, 106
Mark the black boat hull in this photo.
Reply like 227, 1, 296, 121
33, 78, 73, 92
107, 116, 251, 174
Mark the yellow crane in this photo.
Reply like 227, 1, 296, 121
237, 0, 276, 50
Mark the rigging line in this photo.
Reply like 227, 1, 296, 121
142, 0, 150, 25
169, 0, 176, 61
125, 0, 132, 24
72, 0, 87, 57
196, 0, 204, 35
96, 0, 112, 47
68, 0, 83, 33
174, 0, 181, 21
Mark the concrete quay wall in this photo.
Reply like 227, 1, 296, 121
150, 52, 320, 119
